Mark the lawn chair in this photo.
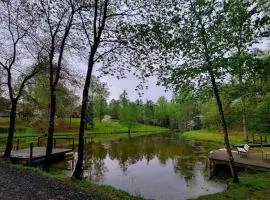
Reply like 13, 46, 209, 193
237, 144, 250, 157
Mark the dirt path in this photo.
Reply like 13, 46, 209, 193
0, 163, 93, 200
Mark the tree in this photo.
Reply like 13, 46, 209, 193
91, 78, 109, 122
119, 90, 129, 107
26, 73, 79, 133
86, 76, 109, 127
72, 0, 140, 179
109, 99, 120, 119
142, 100, 155, 125
226, 0, 266, 142
35, 0, 82, 170
127, 0, 242, 182
119, 102, 138, 136
155, 97, 169, 127
0, 0, 42, 157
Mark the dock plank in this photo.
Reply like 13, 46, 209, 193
209, 149, 270, 171
11, 147, 73, 160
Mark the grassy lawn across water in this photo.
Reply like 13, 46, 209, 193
0, 117, 169, 149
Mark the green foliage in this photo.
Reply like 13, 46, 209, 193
109, 99, 120, 119
88, 76, 110, 123
119, 102, 139, 133
254, 93, 270, 132
25, 74, 79, 134
197, 172, 270, 200
201, 99, 220, 130
0, 97, 9, 112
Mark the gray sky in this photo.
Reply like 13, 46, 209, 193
71, 40, 269, 103
72, 57, 172, 103
97, 72, 172, 102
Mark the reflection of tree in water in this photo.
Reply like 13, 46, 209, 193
182, 161, 217, 198
173, 157, 205, 178
84, 142, 108, 182
82, 134, 212, 180
108, 140, 144, 173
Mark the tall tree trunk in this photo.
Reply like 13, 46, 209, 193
128, 128, 131, 139
242, 113, 248, 142
209, 71, 239, 183
69, 114, 72, 129
44, 87, 57, 170
3, 100, 17, 158
72, 57, 94, 180
239, 74, 248, 142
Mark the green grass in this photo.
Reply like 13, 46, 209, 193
85, 131, 166, 142
196, 172, 270, 200
0, 117, 169, 149
4, 161, 143, 200
181, 129, 246, 145
85, 119, 168, 133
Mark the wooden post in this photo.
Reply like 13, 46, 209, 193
53, 138, 56, 148
30, 142, 33, 163
253, 134, 255, 144
260, 136, 263, 146
72, 138, 75, 151
264, 135, 267, 143
37, 137, 40, 147
16, 138, 19, 150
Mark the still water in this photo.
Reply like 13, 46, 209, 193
56, 134, 226, 200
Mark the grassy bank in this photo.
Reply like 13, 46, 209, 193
0, 117, 169, 149
180, 129, 266, 145
0, 117, 168, 136
196, 172, 270, 200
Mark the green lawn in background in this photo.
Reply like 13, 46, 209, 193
0, 117, 169, 149
181, 129, 268, 145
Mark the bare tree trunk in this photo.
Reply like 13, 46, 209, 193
209, 71, 239, 183
3, 100, 17, 157
44, 87, 57, 171
239, 75, 248, 142
242, 113, 248, 142
72, 57, 94, 180
72, 0, 108, 179
128, 128, 131, 139
69, 114, 72, 129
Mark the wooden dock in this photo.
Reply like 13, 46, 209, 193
10, 147, 73, 164
233, 143, 270, 148
209, 149, 270, 171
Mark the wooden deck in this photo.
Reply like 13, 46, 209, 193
233, 144, 270, 148
10, 147, 73, 163
209, 149, 270, 171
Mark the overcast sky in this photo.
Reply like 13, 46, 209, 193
71, 57, 172, 103
72, 40, 269, 103
97, 72, 172, 102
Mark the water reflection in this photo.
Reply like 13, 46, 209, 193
63, 134, 226, 200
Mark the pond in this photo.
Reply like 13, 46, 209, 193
54, 133, 227, 200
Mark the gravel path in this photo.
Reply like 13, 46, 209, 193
0, 163, 93, 200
